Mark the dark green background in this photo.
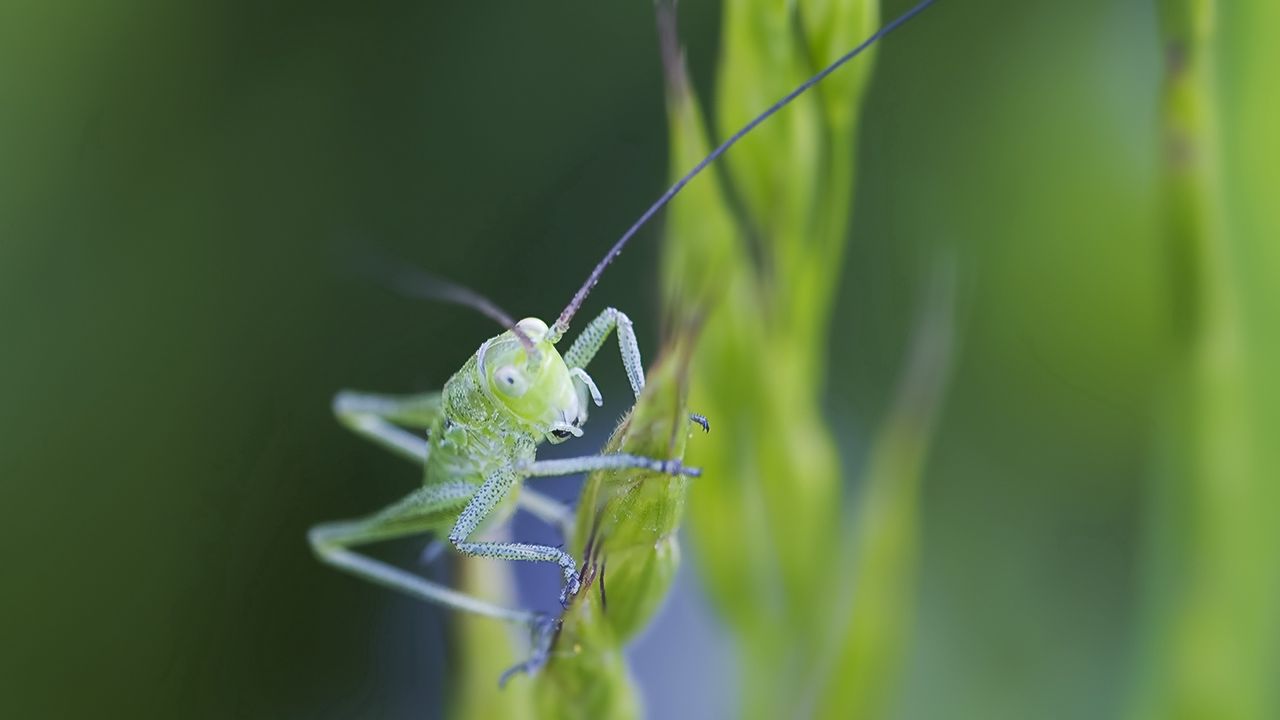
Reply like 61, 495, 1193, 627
3, 1, 1174, 717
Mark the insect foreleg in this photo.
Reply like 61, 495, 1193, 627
308, 481, 537, 625
561, 309, 708, 431
332, 390, 444, 463
449, 469, 582, 605
522, 453, 701, 479
562, 307, 645, 399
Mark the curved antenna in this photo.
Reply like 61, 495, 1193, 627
551, 0, 937, 341
361, 255, 540, 360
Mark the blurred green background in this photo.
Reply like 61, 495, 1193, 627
2, 0, 1275, 718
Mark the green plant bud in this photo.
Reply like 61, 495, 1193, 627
533, 336, 698, 720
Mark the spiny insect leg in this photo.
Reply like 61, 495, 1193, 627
308, 482, 534, 624
522, 453, 702, 479
559, 312, 715, 428
332, 390, 444, 463
449, 469, 582, 605
562, 307, 646, 399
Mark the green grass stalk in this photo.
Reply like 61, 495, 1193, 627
659, 1, 952, 717
531, 334, 702, 720
1131, 1, 1280, 718
449, 553, 534, 720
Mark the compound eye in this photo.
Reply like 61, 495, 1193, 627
550, 428, 572, 440
493, 365, 529, 397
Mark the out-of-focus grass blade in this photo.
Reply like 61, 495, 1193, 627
449, 553, 534, 720
813, 261, 956, 720
1130, 1, 1280, 719
660, 0, 884, 716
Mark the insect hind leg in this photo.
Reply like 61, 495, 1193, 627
308, 482, 536, 625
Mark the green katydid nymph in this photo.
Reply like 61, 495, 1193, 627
309, 0, 936, 679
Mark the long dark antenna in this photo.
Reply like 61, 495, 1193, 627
550, 0, 937, 340
359, 254, 540, 359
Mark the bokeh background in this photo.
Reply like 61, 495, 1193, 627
3, 0, 1276, 718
